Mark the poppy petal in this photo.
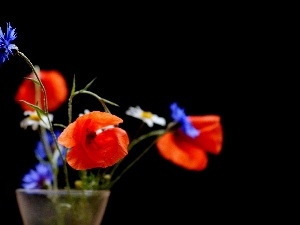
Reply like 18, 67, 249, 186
15, 70, 68, 112
66, 128, 129, 170
57, 122, 77, 148
156, 132, 208, 171
41, 70, 68, 111
189, 115, 223, 155
58, 111, 129, 170
76, 111, 123, 130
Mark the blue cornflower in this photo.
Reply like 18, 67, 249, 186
22, 163, 53, 189
0, 22, 18, 65
170, 102, 200, 138
35, 131, 66, 167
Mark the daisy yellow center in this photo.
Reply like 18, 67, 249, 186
29, 114, 40, 121
141, 111, 153, 119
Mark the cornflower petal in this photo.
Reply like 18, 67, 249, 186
170, 102, 199, 138
58, 111, 129, 170
0, 22, 18, 65
22, 163, 53, 189
35, 130, 66, 166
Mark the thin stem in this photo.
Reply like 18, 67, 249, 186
106, 129, 166, 189
17, 51, 69, 190
17, 51, 49, 114
68, 89, 119, 124
38, 127, 59, 189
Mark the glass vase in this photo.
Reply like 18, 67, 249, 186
16, 188, 110, 225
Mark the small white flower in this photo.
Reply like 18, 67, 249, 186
79, 109, 90, 117
20, 111, 53, 130
125, 106, 166, 127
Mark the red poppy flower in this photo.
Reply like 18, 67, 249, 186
15, 69, 68, 112
156, 115, 223, 171
58, 111, 129, 170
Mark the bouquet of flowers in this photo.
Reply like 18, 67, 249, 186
1, 21, 224, 224
1, 22, 223, 191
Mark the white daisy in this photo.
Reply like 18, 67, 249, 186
125, 106, 166, 127
20, 111, 53, 130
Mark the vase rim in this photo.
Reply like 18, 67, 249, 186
16, 188, 110, 197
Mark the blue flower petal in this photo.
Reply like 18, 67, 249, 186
0, 22, 18, 65
170, 102, 200, 138
22, 163, 53, 189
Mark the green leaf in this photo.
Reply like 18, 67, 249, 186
71, 74, 76, 95
82, 77, 97, 91
53, 123, 67, 129
18, 100, 45, 114
24, 77, 40, 86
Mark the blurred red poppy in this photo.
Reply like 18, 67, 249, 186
58, 111, 129, 170
15, 69, 68, 112
156, 115, 223, 171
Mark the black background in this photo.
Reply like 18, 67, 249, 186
1, 2, 290, 224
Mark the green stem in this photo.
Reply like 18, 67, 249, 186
67, 89, 119, 124
38, 127, 59, 189
17, 51, 69, 190
106, 129, 166, 189
17, 51, 49, 114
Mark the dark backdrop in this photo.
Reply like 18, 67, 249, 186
1, 3, 288, 224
